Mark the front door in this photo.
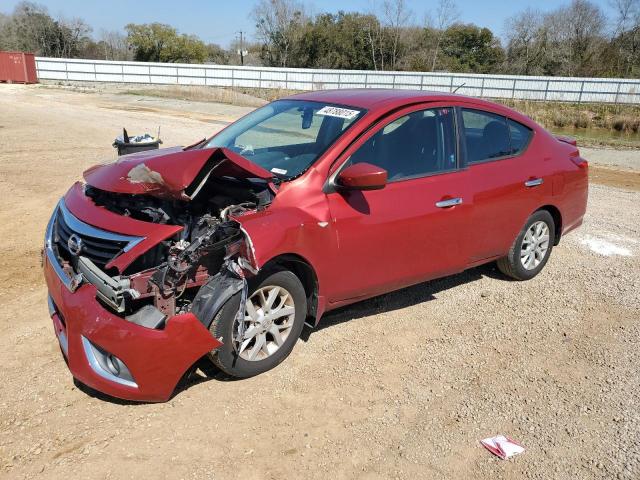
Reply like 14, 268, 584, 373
326, 105, 472, 302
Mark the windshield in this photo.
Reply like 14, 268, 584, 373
206, 100, 366, 180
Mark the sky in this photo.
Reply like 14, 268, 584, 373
1, 0, 617, 47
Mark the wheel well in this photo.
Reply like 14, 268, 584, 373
260, 254, 318, 320
537, 205, 562, 245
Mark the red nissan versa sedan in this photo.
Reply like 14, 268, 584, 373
43, 89, 588, 401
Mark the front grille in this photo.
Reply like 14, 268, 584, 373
53, 201, 144, 270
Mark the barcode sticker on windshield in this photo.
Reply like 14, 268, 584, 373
271, 167, 287, 175
317, 106, 360, 120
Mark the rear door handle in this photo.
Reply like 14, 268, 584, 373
525, 178, 544, 187
435, 197, 463, 208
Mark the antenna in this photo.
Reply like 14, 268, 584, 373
452, 82, 466, 94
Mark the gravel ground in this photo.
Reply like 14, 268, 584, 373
0, 84, 639, 480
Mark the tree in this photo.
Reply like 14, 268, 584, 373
504, 9, 547, 75
294, 12, 382, 70
0, 2, 61, 56
362, 8, 385, 70
382, 0, 412, 70
439, 24, 505, 73
252, 0, 307, 67
608, 0, 640, 76
56, 17, 92, 58
543, 0, 607, 76
0, 2, 91, 58
428, 0, 459, 71
206, 43, 230, 64
125, 23, 206, 63
99, 30, 131, 60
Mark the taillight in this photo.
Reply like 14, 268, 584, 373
571, 156, 588, 169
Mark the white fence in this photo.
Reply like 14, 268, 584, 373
35, 57, 640, 104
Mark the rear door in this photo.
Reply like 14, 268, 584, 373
325, 104, 473, 302
458, 108, 552, 262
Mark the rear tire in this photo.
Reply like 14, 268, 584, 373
497, 210, 555, 281
208, 269, 307, 378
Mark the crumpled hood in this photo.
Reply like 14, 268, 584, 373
83, 146, 273, 200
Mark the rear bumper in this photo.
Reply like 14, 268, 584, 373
44, 247, 222, 403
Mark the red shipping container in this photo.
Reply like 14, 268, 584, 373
0, 51, 38, 84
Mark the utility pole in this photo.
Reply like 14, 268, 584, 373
237, 31, 245, 66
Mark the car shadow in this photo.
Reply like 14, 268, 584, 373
299, 261, 504, 341
76, 261, 507, 404
72, 360, 239, 405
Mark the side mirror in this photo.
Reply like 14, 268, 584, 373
336, 163, 387, 191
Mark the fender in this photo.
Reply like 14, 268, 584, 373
236, 174, 338, 321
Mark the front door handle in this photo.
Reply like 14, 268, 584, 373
525, 178, 544, 187
435, 197, 463, 208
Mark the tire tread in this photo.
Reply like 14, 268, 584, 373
497, 210, 555, 281
206, 268, 306, 378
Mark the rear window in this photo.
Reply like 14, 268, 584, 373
461, 109, 533, 163
507, 119, 533, 155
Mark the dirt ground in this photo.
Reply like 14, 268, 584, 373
0, 84, 639, 480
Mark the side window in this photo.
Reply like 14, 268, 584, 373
507, 118, 533, 155
348, 108, 457, 182
461, 109, 511, 163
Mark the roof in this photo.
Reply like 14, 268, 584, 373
286, 88, 474, 110
285, 88, 537, 127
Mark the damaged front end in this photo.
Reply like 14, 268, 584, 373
43, 147, 274, 402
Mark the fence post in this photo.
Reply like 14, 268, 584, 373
578, 80, 585, 103
614, 82, 621, 104
420, 74, 424, 91
65, 60, 69, 81
544, 80, 549, 101
480, 77, 485, 98
364, 73, 368, 89
231, 68, 235, 88
511, 78, 516, 99
449, 76, 454, 92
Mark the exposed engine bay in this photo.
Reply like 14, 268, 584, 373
71, 174, 274, 328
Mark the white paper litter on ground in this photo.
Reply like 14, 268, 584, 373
481, 435, 525, 460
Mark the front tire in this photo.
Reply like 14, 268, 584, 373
497, 210, 555, 281
208, 269, 307, 378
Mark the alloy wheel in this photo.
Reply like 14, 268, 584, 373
520, 220, 550, 270
235, 285, 296, 361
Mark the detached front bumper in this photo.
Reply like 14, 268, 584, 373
43, 205, 222, 403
